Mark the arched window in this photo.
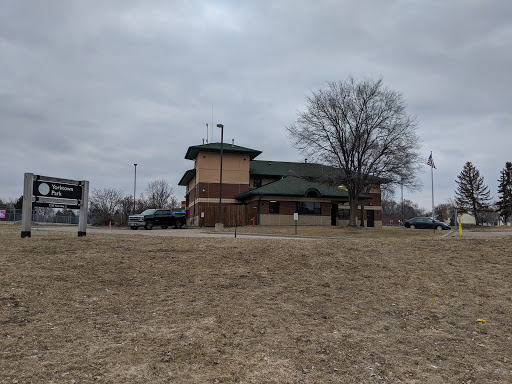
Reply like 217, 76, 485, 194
304, 188, 320, 198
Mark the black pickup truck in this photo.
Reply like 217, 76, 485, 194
128, 209, 186, 230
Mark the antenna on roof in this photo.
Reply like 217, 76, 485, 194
202, 138, 205, 145
232, 139, 234, 146
206, 123, 208, 144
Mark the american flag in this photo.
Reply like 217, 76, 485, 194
427, 152, 436, 169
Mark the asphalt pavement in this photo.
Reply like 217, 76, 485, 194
33, 225, 512, 240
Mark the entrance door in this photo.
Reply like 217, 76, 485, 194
331, 204, 338, 226
366, 210, 375, 227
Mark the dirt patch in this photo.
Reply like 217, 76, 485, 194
1, 225, 511, 383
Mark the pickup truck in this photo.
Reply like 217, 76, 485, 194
128, 209, 186, 230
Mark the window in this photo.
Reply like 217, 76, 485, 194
253, 177, 262, 188
339, 207, 350, 219
305, 188, 320, 198
269, 201, 280, 214
296, 201, 321, 215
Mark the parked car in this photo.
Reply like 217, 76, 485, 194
404, 217, 451, 230
128, 209, 186, 230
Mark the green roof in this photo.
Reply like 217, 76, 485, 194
178, 169, 196, 186
235, 176, 370, 200
250, 160, 344, 179
251, 160, 391, 185
185, 142, 262, 160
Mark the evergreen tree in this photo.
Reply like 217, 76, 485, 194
454, 162, 491, 225
496, 161, 512, 223
14, 196, 23, 209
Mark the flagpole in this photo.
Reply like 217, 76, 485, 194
431, 152, 434, 219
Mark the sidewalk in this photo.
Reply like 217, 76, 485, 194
443, 229, 512, 238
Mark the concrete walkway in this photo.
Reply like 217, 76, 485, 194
444, 230, 512, 238
36, 225, 324, 240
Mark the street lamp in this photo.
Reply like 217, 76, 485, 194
216, 124, 224, 231
133, 163, 137, 214
401, 177, 404, 226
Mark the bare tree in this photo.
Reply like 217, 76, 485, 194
2, 198, 16, 209
34, 207, 56, 222
89, 188, 124, 226
480, 203, 501, 226
454, 162, 491, 225
287, 76, 421, 226
382, 197, 426, 219
116, 195, 136, 226
434, 203, 452, 222
145, 179, 178, 209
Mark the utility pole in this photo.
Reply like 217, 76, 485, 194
133, 164, 137, 214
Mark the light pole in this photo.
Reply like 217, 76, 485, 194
401, 177, 404, 226
216, 124, 224, 231
133, 163, 137, 214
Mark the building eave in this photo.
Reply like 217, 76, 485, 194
184, 142, 262, 160
178, 169, 196, 186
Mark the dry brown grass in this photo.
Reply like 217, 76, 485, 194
1, 225, 511, 383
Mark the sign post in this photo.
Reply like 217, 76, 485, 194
78, 180, 89, 237
21, 173, 34, 238
294, 212, 298, 235
21, 173, 89, 238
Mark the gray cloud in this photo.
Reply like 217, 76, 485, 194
1, 0, 511, 210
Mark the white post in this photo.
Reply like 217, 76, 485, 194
431, 165, 434, 219
21, 173, 34, 238
400, 178, 404, 224
78, 180, 89, 237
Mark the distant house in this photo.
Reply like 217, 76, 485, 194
455, 213, 510, 226
457, 213, 477, 226
178, 142, 383, 227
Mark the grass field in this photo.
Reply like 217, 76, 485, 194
1, 225, 511, 383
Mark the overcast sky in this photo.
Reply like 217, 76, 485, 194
1, 0, 511, 211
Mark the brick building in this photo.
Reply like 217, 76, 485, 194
178, 142, 383, 227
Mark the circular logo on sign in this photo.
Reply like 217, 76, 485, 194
38, 183, 50, 195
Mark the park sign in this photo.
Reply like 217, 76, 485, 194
22, 173, 89, 238
33, 179, 82, 209
32, 176, 82, 209
34, 180, 82, 200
